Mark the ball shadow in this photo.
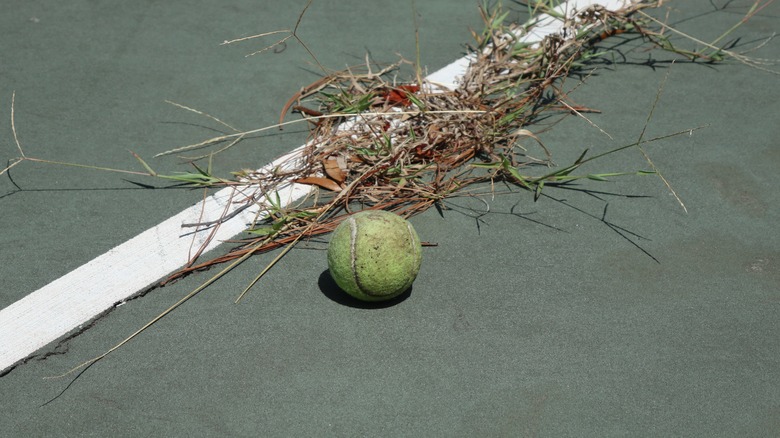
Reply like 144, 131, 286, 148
317, 269, 411, 309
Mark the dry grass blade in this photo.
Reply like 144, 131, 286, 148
164, 100, 241, 133
2, 92, 153, 178
634, 65, 688, 213
635, 4, 779, 74
1, 92, 24, 176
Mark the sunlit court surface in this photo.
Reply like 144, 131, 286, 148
1, 1, 778, 436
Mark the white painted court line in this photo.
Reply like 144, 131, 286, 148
0, 0, 631, 373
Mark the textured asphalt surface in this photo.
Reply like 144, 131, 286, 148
1, 1, 778, 436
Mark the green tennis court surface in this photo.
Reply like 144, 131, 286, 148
1, 1, 778, 436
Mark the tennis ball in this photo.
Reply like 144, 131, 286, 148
327, 210, 422, 302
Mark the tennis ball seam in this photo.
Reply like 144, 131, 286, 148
348, 216, 361, 292
350, 215, 382, 297
349, 214, 415, 298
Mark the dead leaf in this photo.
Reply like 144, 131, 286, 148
323, 157, 346, 183
294, 176, 343, 192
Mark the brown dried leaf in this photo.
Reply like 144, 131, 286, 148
294, 176, 343, 192
323, 157, 346, 183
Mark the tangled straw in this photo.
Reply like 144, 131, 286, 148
158, 1, 671, 286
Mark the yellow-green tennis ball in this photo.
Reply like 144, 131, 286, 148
327, 210, 422, 302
